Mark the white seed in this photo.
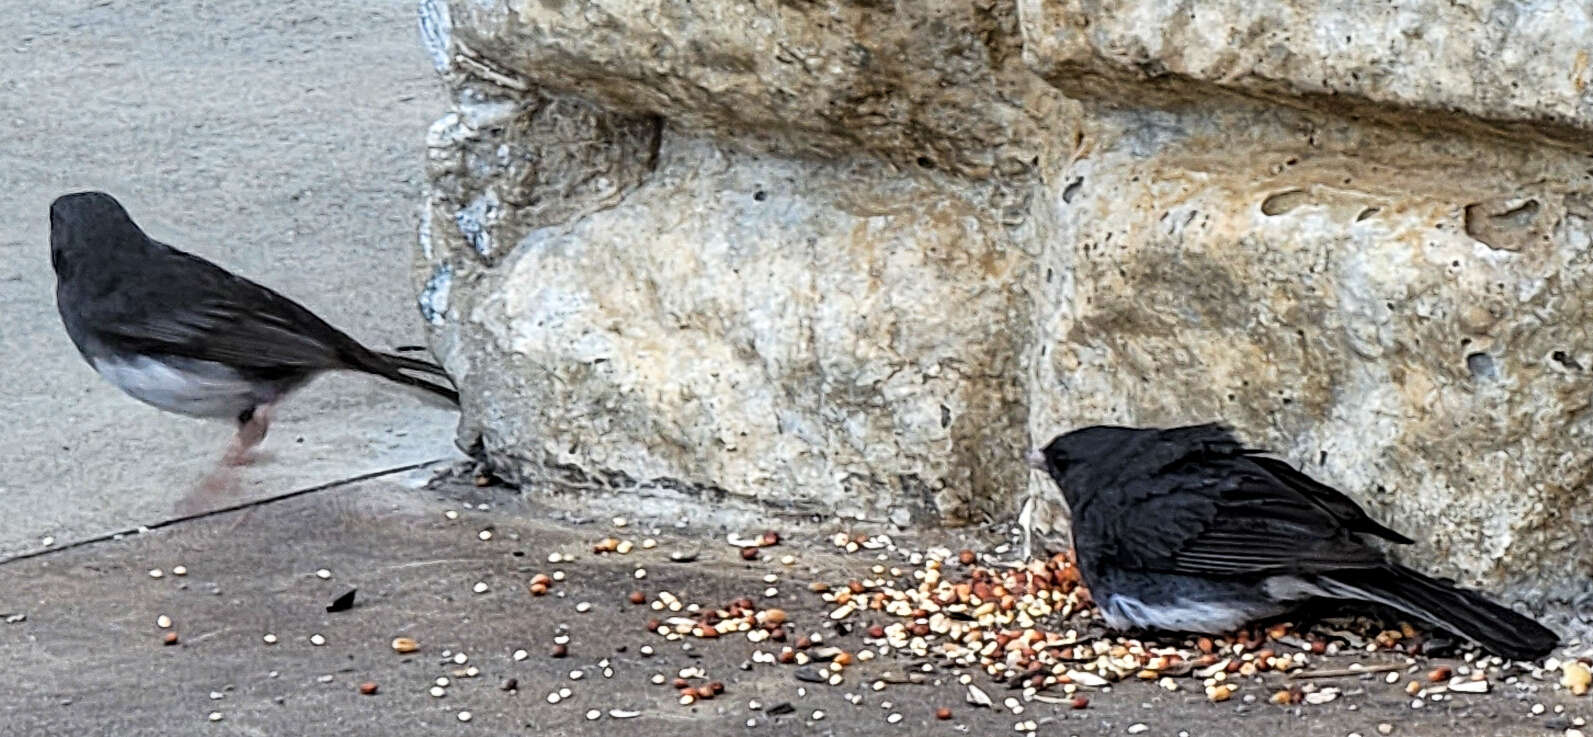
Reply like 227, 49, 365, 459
316, 674, 334, 683
209, 691, 223, 700
309, 634, 326, 646
548, 553, 563, 563
207, 712, 222, 722
444, 510, 459, 520
465, 666, 480, 678
156, 615, 172, 629
40, 536, 54, 547
811, 710, 826, 720
570, 670, 584, 681
641, 539, 657, 549
576, 602, 592, 613
887, 713, 903, 724
612, 517, 628, 527
315, 569, 331, 580
547, 692, 562, 704
478, 530, 493, 541
640, 645, 655, 656
634, 568, 647, 580
651, 674, 666, 685
553, 571, 566, 582
586, 709, 601, 720
473, 581, 490, 594
513, 649, 528, 661
148, 569, 164, 579
262, 634, 277, 645
781, 555, 796, 565
171, 565, 187, 576
457, 710, 472, 722
436, 677, 450, 687
560, 688, 572, 698
454, 652, 469, 665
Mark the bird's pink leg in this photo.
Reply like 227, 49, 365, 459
222, 403, 274, 466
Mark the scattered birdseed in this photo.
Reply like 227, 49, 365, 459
207, 712, 222, 722
358, 682, 378, 695
454, 652, 469, 665
811, 710, 826, 721
610, 710, 641, 719
478, 530, 493, 541
315, 569, 331, 580
457, 710, 472, 723
391, 637, 418, 653
473, 582, 490, 594
430, 686, 446, 698
586, 709, 601, 720
162, 632, 179, 646
171, 565, 187, 576
309, 634, 326, 646
40, 536, 54, 547
887, 713, 903, 724
513, 649, 528, 661
1128, 725, 1149, 735
635, 568, 647, 580
148, 569, 164, 579
576, 602, 592, 613
156, 615, 172, 629
316, 675, 334, 684
553, 571, 567, 582
209, 691, 223, 701
444, 510, 459, 520
262, 634, 277, 645
548, 553, 564, 563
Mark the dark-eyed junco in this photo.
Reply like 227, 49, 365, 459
1028, 423, 1558, 660
50, 191, 457, 465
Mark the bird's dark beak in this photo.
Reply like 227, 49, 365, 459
1025, 448, 1047, 471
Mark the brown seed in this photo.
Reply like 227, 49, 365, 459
1196, 637, 1214, 654
694, 685, 715, 700
807, 582, 830, 593
529, 583, 549, 596
1070, 696, 1089, 710
866, 625, 886, 639
390, 637, 419, 654
628, 591, 646, 605
795, 636, 813, 650
760, 531, 780, 546
957, 550, 976, 566
358, 682, 379, 695
769, 627, 787, 642
763, 609, 788, 625
500, 678, 518, 691
740, 547, 760, 561
697, 624, 719, 638
551, 644, 568, 658
531, 573, 553, 587
162, 632, 179, 646
646, 618, 662, 632
935, 707, 953, 720
1309, 640, 1327, 654
672, 677, 690, 689
910, 623, 931, 638
1427, 666, 1452, 683
778, 648, 796, 664
834, 652, 854, 666
847, 580, 865, 594
708, 681, 725, 694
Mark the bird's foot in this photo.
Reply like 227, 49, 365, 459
223, 403, 275, 465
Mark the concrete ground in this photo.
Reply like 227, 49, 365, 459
0, 0, 460, 560
3, 473, 1588, 736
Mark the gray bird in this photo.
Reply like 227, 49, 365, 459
50, 191, 457, 464
1028, 423, 1558, 661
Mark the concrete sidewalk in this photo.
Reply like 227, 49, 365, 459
0, 0, 460, 559
2, 471, 1586, 736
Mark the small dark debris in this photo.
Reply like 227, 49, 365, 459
753, 190, 767, 202
326, 589, 357, 613
793, 666, 826, 683
500, 678, 518, 692
916, 156, 934, 169
767, 702, 796, 716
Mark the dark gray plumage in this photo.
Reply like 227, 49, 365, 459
50, 191, 457, 463
1028, 423, 1558, 661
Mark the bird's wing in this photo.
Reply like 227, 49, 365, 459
78, 247, 357, 372
1243, 455, 1415, 544
1083, 458, 1387, 578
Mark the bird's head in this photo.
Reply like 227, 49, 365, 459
49, 191, 144, 278
1025, 425, 1143, 500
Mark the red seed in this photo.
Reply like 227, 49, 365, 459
672, 677, 690, 689
708, 681, 725, 695
760, 531, 780, 546
161, 632, 179, 646
866, 625, 886, 639
628, 591, 646, 605
358, 682, 379, 695
694, 685, 715, 700
769, 627, 787, 642
1071, 696, 1089, 710
958, 550, 976, 565
551, 644, 568, 658
740, 547, 760, 561
935, 707, 952, 720
795, 636, 813, 650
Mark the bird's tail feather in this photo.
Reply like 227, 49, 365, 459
1316, 566, 1557, 661
346, 348, 459, 406
378, 351, 451, 378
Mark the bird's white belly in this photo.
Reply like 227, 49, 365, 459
91, 354, 261, 419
